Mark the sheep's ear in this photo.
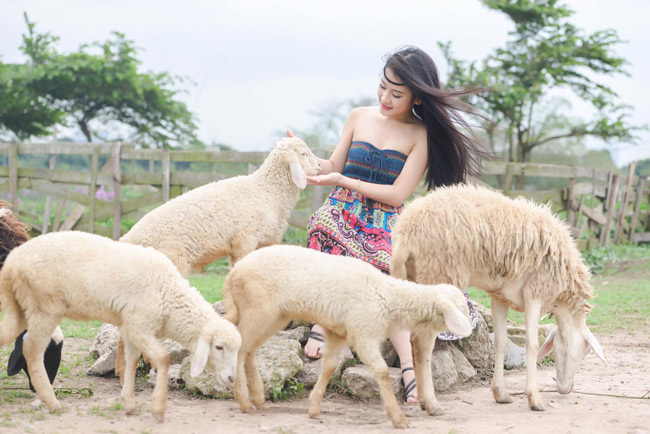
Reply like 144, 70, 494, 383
290, 161, 307, 189
583, 328, 608, 365
441, 302, 472, 337
7, 332, 26, 376
190, 336, 210, 377
537, 327, 557, 360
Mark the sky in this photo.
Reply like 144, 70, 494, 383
1, 0, 649, 166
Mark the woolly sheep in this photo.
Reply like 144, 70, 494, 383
390, 184, 607, 412
0, 205, 65, 395
120, 136, 321, 274
0, 231, 242, 422
222, 244, 472, 429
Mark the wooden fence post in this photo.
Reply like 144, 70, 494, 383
629, 176, 646, 243
112, 142, 123, 240
600, 174, 620, 247
566, 177, 576, 230
88, 147, 99, 233
615, 162, 637, 244
8, 142, 18, 215
42, 155, 57, 234
162, 149, 170, 203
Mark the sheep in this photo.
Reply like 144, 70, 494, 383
222, 244, 472, 429
114, 136, 319, 379
0, 204, 65, 396
119, 136, 321, 275
390, 184, 607, 412
0, 231, 242, 422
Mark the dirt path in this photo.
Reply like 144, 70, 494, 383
1, 330, 648, 434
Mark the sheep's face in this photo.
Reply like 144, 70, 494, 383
431, 284, 472, 337
537, 311, 606, 394
190, 320, 242, 387
275, 137, 320, 189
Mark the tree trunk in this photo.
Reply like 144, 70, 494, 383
79, 120, 92, 142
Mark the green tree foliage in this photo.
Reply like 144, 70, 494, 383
0, 61, 63, 140
440, 0, 644, 164
17, 15, 201, 148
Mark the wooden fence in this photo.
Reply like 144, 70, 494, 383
0, 141, 648, 250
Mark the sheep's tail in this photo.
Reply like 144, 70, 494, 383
0, 272, 25, 348
221, 273, 239, 325
390, 240, 412, 281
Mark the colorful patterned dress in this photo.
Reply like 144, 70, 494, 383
306, 141, 478, 340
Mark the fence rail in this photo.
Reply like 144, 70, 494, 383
0, 141, 648, 249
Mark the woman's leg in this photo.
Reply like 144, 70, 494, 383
304, 323, 325, 359
389, 330, 418, 404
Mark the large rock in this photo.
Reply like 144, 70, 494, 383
448, 345, 476, 383
277, 326, 310, 344
180, 357, 234, 399
341, 365, 403, 399
89, 323, 189, 375
380, 339, 398, 367
89, 323, 120, 359
182, 335, 303, 399
430, 341, 461, 391
87, 350, 117, 376
452, 311, 495, 370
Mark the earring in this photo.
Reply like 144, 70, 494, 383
412, 106, 422, 120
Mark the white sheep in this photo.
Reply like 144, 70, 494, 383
390, 184, 607, 412
114, 136, 320, 379
222, 244, 472, 429
0, 231, 242, 422
120, 136, 321, 274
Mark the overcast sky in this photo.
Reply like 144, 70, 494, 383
2, 0, 648, 165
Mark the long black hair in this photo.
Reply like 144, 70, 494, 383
384, 46, 489, 190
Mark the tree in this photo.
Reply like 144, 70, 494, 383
0, 61, 63, 140
440, 0, 644, 165
19, 15, 201, 148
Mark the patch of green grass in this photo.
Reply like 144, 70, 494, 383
60, 319, 103, 340
468, 247, 650, 333
271, 377, 304, 402
582, 243, 650, 274
189, 273, 225, 303
587, 277, 650, 333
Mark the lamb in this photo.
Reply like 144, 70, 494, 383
119, 136, 321, 274
0, 231, 242, 422
390, 184, 607, 412
0, 204, 65, 396
222, 244, 472, 429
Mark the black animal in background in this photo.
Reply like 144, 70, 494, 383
7, 328, 64, 392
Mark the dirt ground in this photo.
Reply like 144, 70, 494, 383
1, 330, 648, 434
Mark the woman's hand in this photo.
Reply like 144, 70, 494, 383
306, 173, 342, 186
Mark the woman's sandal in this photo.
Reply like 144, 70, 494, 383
304, 328, 325, 360
402, 366, 419, 405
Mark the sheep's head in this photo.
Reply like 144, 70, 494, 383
190, 317, 242, 387
537, 307, 606, 394
273, 137, 321, 189
431, 284, 473, 337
